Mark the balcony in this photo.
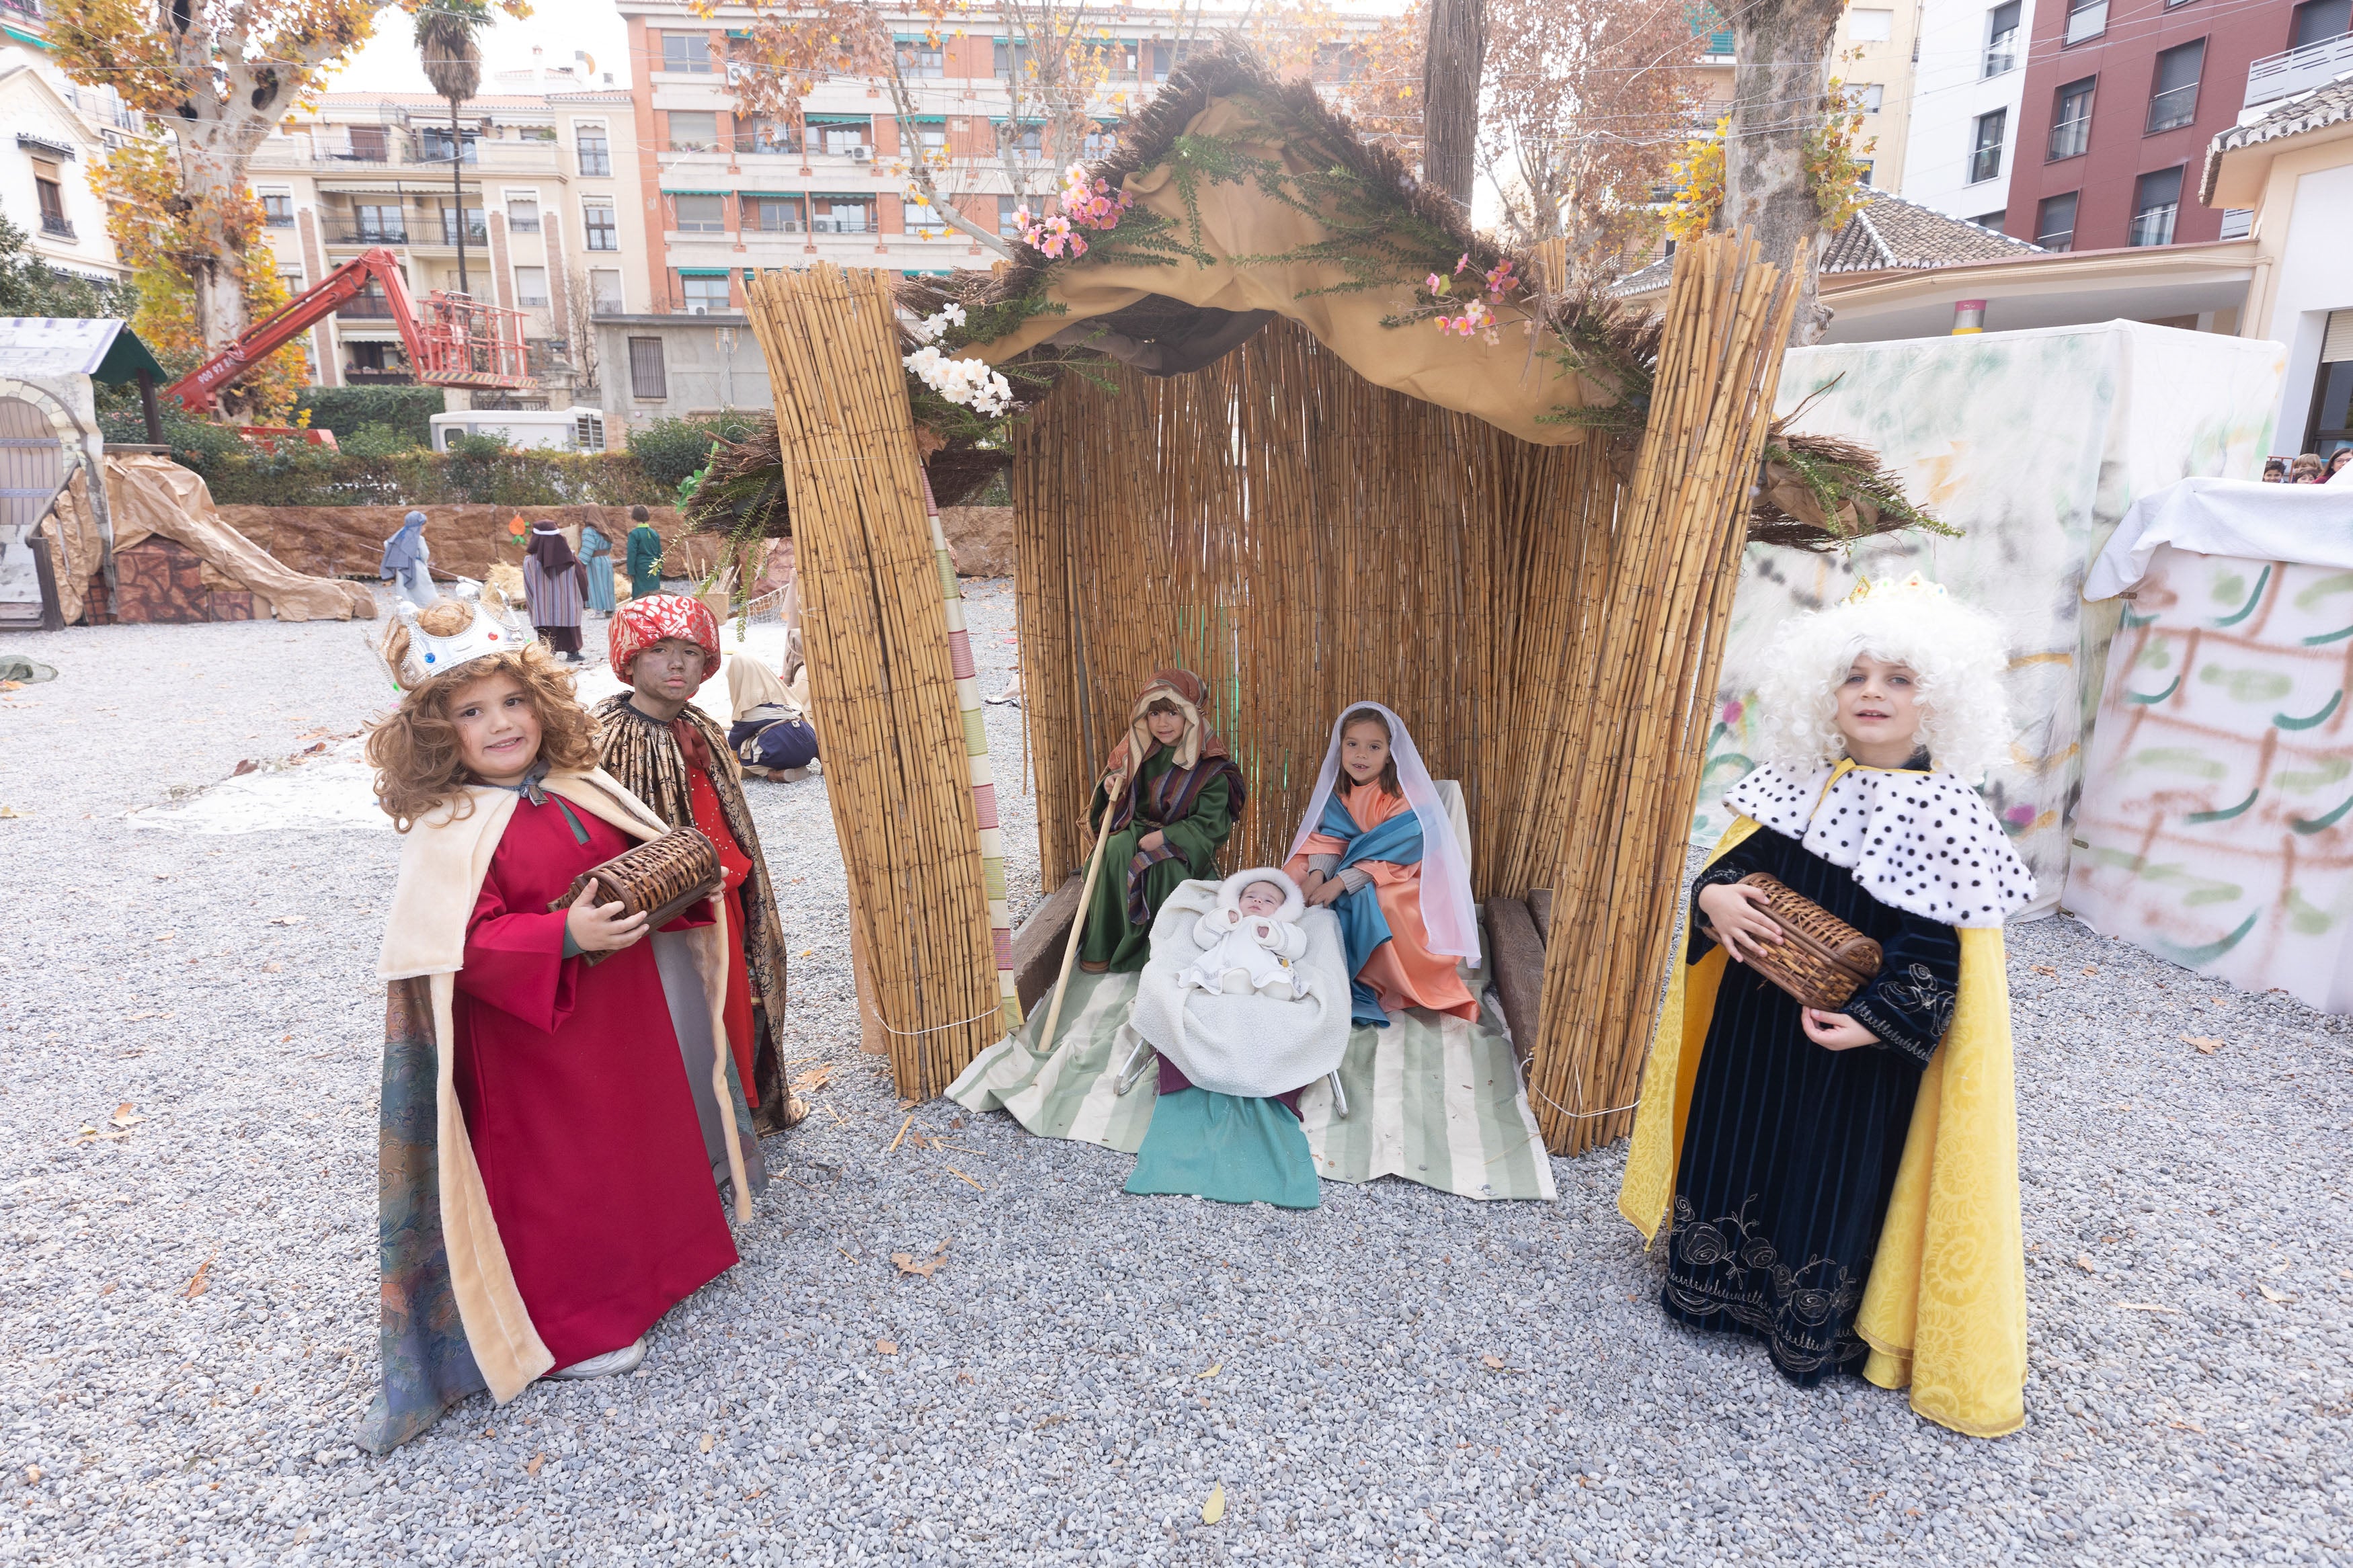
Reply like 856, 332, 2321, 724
40, 213, 75, 241
65, 88, 140, 133
0, 0, 42, 19
337, 296, 399, 319
323, 224, 410, 246
2127, 202, 2177, 247
2145, 81, 2198, 133
1968, 144, 2003, 183
2063, 0, 2106, 43
2245, 33, 2353, 108
1983, 34, 2017, 77
577, 149, 612, 177
2048, 114, 2091, 160
343, 368, 415, 384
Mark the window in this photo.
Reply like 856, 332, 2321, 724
629, 337, 668, 400
440, 206, 487, 245
992, 38, 1032, 77
590, 269, 625, 313
737, 118, 799, 155
2065, 0, 2108, 44
262, 193, 293, 228
513, 265, 549, 308
340, 281, 395, 319
584, 202, 618, 251
577, 128, 611, 177
2218, 207, 2253, 239
2145, 40, 2204, 133
2049, 77, 2095, 159
2129, 166, 2182, 246
1969, 109, 2006, 183
662, 32, 713, 73
1857, 159, 1875, 186
345, 125, 388, 162
750, 196, 804, 232
1150, 42, 1191, 80
813, 120, 869, 156
1845, 82, 1885, 113
1849, 8, 1893, 40
998, 194, 1026, 237
1313, 44, 1356, 82
507, 197, 539, 233
1007, 121, 1043, 157
2292, 0, 2351, 49
352, 202, 405, 243
1083, 124, 1117, 159
419, 126, 478, 165
2034, 192, 2078, 249
811, 196, 873, 234
1971, 210, 2007, 233
915, 122, 949, 155
668, 112, 718, 152
672, 194, 725, 233
680, 273, 731, 313
2306, 311, 2353, 456
1985, 0, 2021, 75
32, 160, 70, 238
899, 39, 944, 77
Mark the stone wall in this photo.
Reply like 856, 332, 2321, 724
939, 506, 1014, 577
212, 503, 713, 583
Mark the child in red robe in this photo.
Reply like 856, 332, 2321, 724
360, 594, 752, 1452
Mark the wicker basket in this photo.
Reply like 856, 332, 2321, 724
1704, 872, 1882, 1010
549, 826, 723, 966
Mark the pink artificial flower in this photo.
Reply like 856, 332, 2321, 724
1426, 272, 1443, 292
1454, 253, 1470, 275
1070, 235, 1088, 256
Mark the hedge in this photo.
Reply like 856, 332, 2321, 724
184, 446, 672, 509
296, 385, 446, 448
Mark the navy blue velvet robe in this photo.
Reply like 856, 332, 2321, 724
1665, 823, 1961, 1384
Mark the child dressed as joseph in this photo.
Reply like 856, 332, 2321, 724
1077, 669, 1246, 975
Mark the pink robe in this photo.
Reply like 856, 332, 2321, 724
452, 794, 738, 1367
1287, 784, 1480, 1023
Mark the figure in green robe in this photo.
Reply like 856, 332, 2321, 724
1076, 669, 1246, 974
625, 505, 666, 601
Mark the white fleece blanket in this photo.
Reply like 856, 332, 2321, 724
1129, 878, 1353, 1098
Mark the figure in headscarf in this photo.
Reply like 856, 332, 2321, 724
580, 521, 617, 615
725, 654, 820, 780
1077, 669, 1246, 975
625, 505, 666, 602
379, 510, 434, 608
1285, 702, 1481, 1029
594, 595, 802, 1133
523, 523, 587, 663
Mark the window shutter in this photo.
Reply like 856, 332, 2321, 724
2324, 311, 2353, 364
629, 337, 668, 400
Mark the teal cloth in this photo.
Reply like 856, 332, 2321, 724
1125, 1089, 1320, 1208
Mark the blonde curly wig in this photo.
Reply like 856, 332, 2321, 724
1751, 585, 2012, 782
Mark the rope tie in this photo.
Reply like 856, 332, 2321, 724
863, 999, 1012, 1038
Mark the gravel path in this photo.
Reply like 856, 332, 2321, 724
1, 589, 2348, 1567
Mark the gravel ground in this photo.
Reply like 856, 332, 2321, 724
1, 585, 2349, 1567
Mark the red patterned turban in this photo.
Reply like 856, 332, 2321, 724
609, 593, 721, 681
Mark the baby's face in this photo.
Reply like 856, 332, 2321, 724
1237, 881, 1285, 917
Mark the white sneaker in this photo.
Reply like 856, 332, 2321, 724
547, 1338, 647, 1380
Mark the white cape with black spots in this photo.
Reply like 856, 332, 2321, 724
1720, 763, 2036, 929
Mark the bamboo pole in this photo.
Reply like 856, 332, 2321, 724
1036, 809, 1115, 1053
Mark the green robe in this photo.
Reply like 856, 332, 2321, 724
1077, 743, 1236, 973
625, 524, 666, 599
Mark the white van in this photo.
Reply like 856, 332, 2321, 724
428, 406, 608, 454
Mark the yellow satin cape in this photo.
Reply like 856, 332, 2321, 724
1616, 807, 2028, 1439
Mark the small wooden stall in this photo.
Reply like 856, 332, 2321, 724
742, 50, 1887, 1155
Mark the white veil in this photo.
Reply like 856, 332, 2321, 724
1283, 701, 1480, 964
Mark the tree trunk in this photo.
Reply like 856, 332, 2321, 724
1723, 0, 1843, 344
451, 100, 469, 297
1420, 0, 1486, 214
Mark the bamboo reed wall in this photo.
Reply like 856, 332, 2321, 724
743, 266, 1003, 1097
1014, 233, 1796, 1156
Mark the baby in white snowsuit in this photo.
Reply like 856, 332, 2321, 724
1177, 868, 1314, 1001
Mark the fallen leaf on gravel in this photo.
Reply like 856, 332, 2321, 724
1480, 1355, 1507, 1371
2115, 1303, 2182, 1313
231, 759, 260, 777
110, 1103, 143, 1130
2081, 966, 2099, 976
791, 1064, 834, 1094
268, 915, 305, 927
2182, 1035, 2223, 1054
2258, 1284, 2289, 1303
154, 933, 174, 943
699, 1434, 714, 1454
125, 1011, 159, 1022
0, 807, 21, 819
184, 1249, 218, 1300
99, 1283, 116, 1296
2075, 1254, 2097, 1272
1201, 1485, 1226, 1524
2032, 965, 2056, 975
875, 1339, 898, 1356
22, 1466, 38, 1485
262, 962, 282, 973
892, 1243, 949, 1279
799, 948, 813, 958
525, 1453, 545, 1477
1197, 1362, 1222, 1379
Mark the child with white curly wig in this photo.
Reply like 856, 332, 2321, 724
1618, 573, 2039, 1440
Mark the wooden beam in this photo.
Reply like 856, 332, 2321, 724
1010, 874, 1086, 1016
1486, 896, 1546, 1064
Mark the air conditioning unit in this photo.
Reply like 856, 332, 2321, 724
725, 60, 750, 85
848, 145, 875, 162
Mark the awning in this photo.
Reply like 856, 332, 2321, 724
660, 188, 731, 197
739, 191, 805, 201
809, 192, 877, 202
676, 267, 733, 278
3, 22, 46, 47
803, 115, 871, 127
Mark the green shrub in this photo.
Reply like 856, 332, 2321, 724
627, 412, 763, 492
185, 446, 668, 508
296, 385, 445, 449
335, 421, 424, 458
97, 404, 243, 468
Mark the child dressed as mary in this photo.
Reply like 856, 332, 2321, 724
1284, 703, 1482, 1028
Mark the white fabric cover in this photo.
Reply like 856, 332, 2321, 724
1178, 868, 1312, 998
1130, 878, 1353, 1098
1722, 762, 2036, 929
1283, 702, 1480, 963
2084, 477, 2353, 600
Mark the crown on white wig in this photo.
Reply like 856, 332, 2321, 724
381, 582, 534, 691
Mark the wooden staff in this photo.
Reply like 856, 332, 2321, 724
1037, 773, 1120, 1053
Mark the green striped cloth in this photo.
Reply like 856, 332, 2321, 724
945, 971, 1558, 1202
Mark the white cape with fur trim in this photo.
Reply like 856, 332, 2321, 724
1131, 877, 1353, 1098
376, 768, 750, 1405
1723, 762, 2035, 927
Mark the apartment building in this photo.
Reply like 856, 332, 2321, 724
248, 83, 646, 405
2003, 0, 2348, 252
1903, 0, 2039, 228
0, 0, 134, 286
1833, 0, 1925, 191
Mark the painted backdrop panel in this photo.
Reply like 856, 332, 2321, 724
1691, 321, 2286, 913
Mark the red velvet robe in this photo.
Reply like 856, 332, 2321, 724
452, 794, 738, 1368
